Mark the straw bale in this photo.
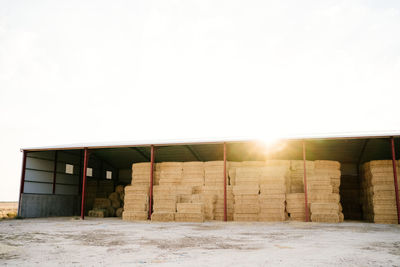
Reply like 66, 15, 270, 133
259, 184, 286, 194
122, 211, 148, 221
124, 202, 147, 211
234, 204, 259, 214
233, 185, 259, 195
124, 194, 148, 202
288, 212, 305, 221
151, 212, 175, 221
115, 185, 124, 194
259, 194, 285, 202
88, 209, 108, 217
177, 203, 204, 213
233, 214, 259, 221
259, 213, 287, 221
111, 199, 121, 209
314, 160, 340, 170
125, 185, 149, 194
153, 201, 176, 212
175, 213, 204, 222
204, 161, 224, 167
93, 198, 111, 209
241, 161, 266, 167
107, 206, 115, 217
308, 193, 340, 203
286, 193, 305, 201
311, 214, 339, 223
116, 208, 123, 217
291, 160, 315, 171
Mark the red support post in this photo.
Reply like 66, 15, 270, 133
223, 142, 227, 222
303, 141, 310, 222
18, 150, 27, 216
52, 151, 58, 194
80, 148, 89, 220
148, 145, 155, 220
390, 137, 400, 224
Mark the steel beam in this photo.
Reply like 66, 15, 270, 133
80, 148, 89, 220
18, 150, 27, 216
390, 137, 400, 224
224, 142, 227, 222
148, 145, 155, 220
303, 141, 309, 222
185, 145, 202, 161
52, 151, 58, 194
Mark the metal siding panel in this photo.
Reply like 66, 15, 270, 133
26, 157, 54, 172
25, 169, 53, 183
55, 184, 78, 195
56, 174, 79, 185
24, 181, 52, 194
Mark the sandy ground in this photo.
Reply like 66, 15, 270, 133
0, 202, 18, 218
0, 218, 400, 266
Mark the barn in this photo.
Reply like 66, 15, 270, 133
18, 133, 400, 224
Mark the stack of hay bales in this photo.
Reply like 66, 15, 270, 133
233, 184, 260, 221
203, 161, 233, 220
228, 161, 242, 186
88, 198, 112, 217
158, 162, 183, 186
182, 162, 204, 187
289, 160, 314, 193
88, 185, 125, 217
286, 193, 306, 221
151, 186, 177, 221
309, 161, 343, 223
258, 161, 290, 221
151, 162, 182, 221
122, 163, 151, 221
361, 160, 399, 224
175, 202, 205, 222
233, 163, 261, 221
285, 160, 344, 223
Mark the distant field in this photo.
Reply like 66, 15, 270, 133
0, 202, 18, 218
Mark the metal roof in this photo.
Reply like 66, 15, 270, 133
20, 130, 400, 151
25, 137, 400, 170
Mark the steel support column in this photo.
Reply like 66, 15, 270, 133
390, 137, 400, 224
223, 142, 227, 222
18, 150, 27, 217
80, 148, 89, 220
148, 145, 155, 220
303, 141, 309, 222
52, 151, 58, 194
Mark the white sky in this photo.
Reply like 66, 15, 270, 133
1, 0, 400, 201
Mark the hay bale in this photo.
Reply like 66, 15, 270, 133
175, 212, 204, 222
115, 185, 125, 194
151, 212, 175, 222
88, 209, 108, 217
107, 206, 116, 217
233, 214, 259, 221
177, 203, 204, 213
116, 208, 123, 217
122, 211, 148, 221
93, 198, 111, 209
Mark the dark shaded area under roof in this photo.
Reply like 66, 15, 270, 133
86, 138, 398, 170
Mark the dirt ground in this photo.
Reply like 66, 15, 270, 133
0, 202, 18, 219
0, 218, 400, 266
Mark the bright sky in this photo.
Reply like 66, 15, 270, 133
1, 0, 400, 201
